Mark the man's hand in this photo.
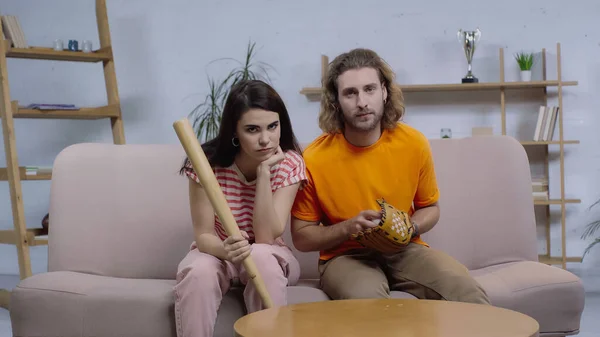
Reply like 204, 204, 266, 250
223, 230, 252, 264
344, 210, 382, 237
291, 209, 382, 253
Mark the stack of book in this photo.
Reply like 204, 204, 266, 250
532, 178, 548, 201
24, 166, 52, 176
533, 105, 559, 141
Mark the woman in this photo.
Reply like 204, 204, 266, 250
175, 79, 306, 337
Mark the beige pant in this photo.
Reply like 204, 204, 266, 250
318, 244, 490, 304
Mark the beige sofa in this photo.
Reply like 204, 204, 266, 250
9, 135, 584, 337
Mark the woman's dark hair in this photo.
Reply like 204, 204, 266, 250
180, 79, 302, 173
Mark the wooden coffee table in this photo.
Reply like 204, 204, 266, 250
234, 299, 539, 337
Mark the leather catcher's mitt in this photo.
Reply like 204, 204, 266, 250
351, 198, 414, 254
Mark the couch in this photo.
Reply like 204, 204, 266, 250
9, 135, 585, 337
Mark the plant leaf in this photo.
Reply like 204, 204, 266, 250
588, 198, 600, 211
582, 238, 600, 260
581, 220, 600, 240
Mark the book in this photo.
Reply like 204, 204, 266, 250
25, 166, 52, 176
533, 105, 559, 141
545, 106, 558, 141
1, 16, 16, 47
1, 15, 27, 48
533, 106, 545, 141
26, 104, 79, 110
532, 178, 548, 193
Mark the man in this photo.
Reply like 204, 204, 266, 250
290, 48, 490, 304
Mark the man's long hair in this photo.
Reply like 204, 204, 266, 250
318, 48, 405, 134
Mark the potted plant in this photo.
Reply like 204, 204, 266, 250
188, 41, 275, 142
581, 198, 600, 260
514, 52, 534, 82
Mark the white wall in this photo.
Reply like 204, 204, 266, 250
1, 0, 599, 275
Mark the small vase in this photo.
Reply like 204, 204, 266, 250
520, 70, 532, 82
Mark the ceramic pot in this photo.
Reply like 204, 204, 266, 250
520, 70, 532, 81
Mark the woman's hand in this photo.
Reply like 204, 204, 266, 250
223, 230, 252, 264
257, 146, 285, 176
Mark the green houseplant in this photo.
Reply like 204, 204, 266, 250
188, 41, 274, 142
514, 51, 534, 82
581, 198, 600, 260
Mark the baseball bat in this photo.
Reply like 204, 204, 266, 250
173, 118, 274, 309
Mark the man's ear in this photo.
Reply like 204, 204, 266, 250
382, 83, 388, 103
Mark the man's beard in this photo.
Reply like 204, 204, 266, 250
343, 108, 383, 132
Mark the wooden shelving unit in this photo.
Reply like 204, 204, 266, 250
300, 43, 579, 270
0, 0, 125, 309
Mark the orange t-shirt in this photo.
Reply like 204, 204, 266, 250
291, 123, 440, 261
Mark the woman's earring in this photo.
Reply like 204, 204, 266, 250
231, 137, 239, 147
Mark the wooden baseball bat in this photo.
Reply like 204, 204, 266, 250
173, 118, 274, 309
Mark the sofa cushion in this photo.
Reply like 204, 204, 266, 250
9, 271, 177, 337
470, 261, 585, 335
289, 279, 417, 302
9, 271, 417, 337
8, 271, 255, 337
288, 279, 330, 304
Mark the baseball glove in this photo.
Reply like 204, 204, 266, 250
351, 198, 415, 254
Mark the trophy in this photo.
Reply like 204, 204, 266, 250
457, 28, 481, 83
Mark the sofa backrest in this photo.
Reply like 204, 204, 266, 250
48, 135, 538, 280
422, 136, 538, 270
48, 142, 320, 280
48, 143, 195, 279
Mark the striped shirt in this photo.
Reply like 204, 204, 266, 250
183, 150, 307, 243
